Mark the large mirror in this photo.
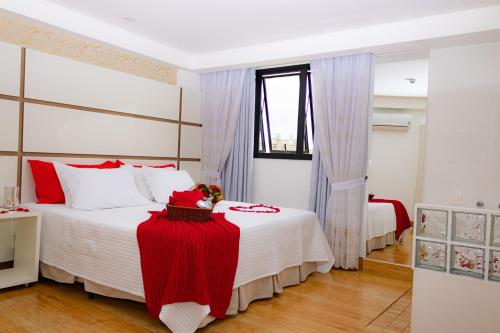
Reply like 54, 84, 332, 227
365, 52, 429, 267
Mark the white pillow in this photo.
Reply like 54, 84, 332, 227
132, 166, 155, 201
54, 163, 151, 210
143, 168, 195, 203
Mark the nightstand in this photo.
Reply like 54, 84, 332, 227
0, 210, 41, 289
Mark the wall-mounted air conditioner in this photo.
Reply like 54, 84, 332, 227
372, 112, 411, 129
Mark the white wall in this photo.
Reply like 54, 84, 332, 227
422, 41, 500, 210
374, 59, 429, 97
368, 108, 426, 217
177, 69, 201, 91
413, 41, 500, 332
252, 159, 311, 210
412, 269, 500, 333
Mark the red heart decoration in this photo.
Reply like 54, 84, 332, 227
229, 204, 280, 214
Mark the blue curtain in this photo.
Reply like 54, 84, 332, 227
221, 69, 255, 202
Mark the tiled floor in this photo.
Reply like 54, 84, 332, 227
364, 288, 412, 332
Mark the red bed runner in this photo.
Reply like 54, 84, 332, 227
137, 210, 240, 319
369, 199, 412, 241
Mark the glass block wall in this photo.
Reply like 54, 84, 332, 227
414, 204, 500, 282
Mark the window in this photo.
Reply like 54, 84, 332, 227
254, 64, 314, 160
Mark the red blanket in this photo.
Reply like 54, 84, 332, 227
369, 199, 412, 241
137, 210, 240, 319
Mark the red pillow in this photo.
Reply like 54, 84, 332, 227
115, 160, 176, 169
28, 160, 120, 204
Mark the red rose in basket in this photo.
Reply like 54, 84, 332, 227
192, 184, 223, 205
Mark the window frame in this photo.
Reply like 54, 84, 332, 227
253, 64, 314, 160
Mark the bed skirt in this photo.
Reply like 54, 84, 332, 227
40, 261, 317, 324
366, 232, 396, 253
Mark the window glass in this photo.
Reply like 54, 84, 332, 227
254, 64, 314, 160
265, 75, 300, 153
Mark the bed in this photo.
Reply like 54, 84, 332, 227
366, 202, 397, 253
366, 200, 412, 253
23, 199, 334, 332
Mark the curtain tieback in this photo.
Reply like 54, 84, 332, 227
204, 170, 221, 181
330, 177, 366, 192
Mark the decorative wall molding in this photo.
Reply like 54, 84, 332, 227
0, 14, 177, 85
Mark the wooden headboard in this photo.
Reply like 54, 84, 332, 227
0, 41, 203, 204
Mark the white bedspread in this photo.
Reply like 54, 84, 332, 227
24, 201, 334, 333
367, 202, 397, 240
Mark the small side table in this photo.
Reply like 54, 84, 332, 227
0, 210, 41, 289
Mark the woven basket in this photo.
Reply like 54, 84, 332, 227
166, 204, 213, 222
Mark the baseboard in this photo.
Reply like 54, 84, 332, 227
361, 258, 413, 282
358, 257, 365, 270
0, 260, 14, 270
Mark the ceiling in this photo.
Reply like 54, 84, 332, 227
44, 0, 500, 53
2, 0, 500, 70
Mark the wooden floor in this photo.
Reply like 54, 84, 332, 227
365, 289, 412, 333
0, 268, 412, 333
366, 229, 413, 266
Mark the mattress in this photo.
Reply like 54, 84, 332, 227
24, 201, 334, 332
367, 202, 397, 240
